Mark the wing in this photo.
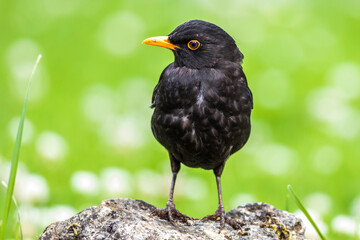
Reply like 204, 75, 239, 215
229, 68, 253, 155
239, 68, 253, 110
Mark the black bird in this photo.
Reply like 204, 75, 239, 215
142, 20, 253, 230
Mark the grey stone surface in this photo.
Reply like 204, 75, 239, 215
39, 198, 306, 240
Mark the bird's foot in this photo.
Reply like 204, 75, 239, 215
153, 200, 193, 224
201, 206, 242, 231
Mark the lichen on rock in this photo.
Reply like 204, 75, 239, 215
40, 198, 306, 240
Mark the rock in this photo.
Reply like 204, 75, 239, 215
39, 198, 306, 240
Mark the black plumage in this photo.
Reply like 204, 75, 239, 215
143, 20, 253, 230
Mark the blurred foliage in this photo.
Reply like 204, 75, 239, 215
0, 0, 360, 239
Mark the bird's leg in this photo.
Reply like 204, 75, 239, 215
153, 154, 192, 223
201, 163, 242, 231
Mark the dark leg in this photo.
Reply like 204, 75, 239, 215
201, 163, 241, 230
153, 154, 192, 223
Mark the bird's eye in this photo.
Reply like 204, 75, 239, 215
187, 40, 200, 50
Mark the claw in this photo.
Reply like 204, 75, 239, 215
201, 206, 242, 231
153, 201, 193, 224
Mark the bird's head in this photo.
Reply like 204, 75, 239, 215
142, 20, 243, 69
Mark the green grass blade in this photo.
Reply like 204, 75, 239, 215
12, 186, 23, 240
0, 54, 42, 240
287, 184, 326, 240
0, 181, 23, 240
15, 210, 23, 240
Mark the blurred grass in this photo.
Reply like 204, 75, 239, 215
0, 0, 360, 239
0, 53, 39, 240
0, 182, 22, 240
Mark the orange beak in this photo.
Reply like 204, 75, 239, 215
142, 36, 179, 50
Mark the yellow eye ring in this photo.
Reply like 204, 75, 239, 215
187, 40, 200, 50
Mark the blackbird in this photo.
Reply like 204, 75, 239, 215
142, 20, 253, 230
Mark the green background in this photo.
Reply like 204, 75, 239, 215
1, 0, 360, 239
